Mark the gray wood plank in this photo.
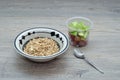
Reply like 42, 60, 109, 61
0, 0, 120, 80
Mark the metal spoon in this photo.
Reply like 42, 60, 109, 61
74, 48, 104, 74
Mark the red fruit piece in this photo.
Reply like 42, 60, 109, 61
69, 33, 75, 41
79, 40, 87, 47
75, 36, 81, 41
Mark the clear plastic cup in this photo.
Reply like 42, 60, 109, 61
66, 17, 93, 47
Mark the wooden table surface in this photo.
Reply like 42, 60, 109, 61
0, 0, 120, 80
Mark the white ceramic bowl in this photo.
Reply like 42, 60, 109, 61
14, 27, 69, 62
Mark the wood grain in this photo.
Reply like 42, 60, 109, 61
0, 0, 120, 80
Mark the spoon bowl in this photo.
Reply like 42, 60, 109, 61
74, 48, 85, 59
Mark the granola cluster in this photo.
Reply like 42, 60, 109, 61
24, 37, 59, 56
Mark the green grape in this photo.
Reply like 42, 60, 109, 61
70, 31, 77, 36
69, 21, 89, 39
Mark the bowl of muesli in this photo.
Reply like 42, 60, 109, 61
14, 27, 69, 62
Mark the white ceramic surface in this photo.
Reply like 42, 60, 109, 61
14, 27, 69, 62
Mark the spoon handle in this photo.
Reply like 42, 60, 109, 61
84, 58, 104, 74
